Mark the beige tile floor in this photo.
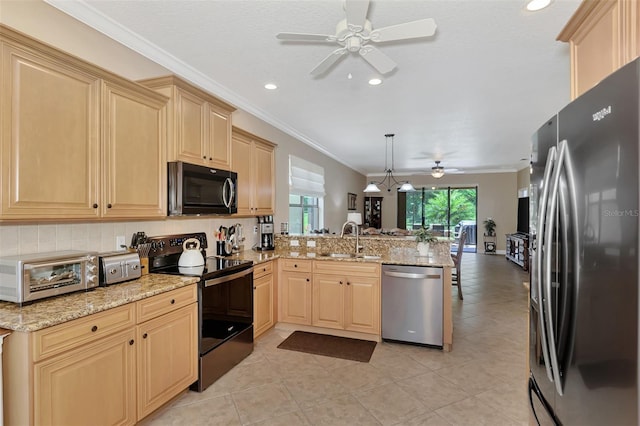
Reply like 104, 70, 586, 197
144, 253, 530, 425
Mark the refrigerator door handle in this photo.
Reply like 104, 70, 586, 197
536, 145, 557, 383
544, 139, 568, 396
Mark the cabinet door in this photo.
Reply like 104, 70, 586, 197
34, 328, 136, 426
312, 274, 345, 329
253, 141, 275, 215
175, 88, 207, 165
207, 104, 231, 169
570, 0, 622, 98
137, 303, 198, 420
280, 271, 312, 325
102, 81, 166, 218
231, 133, 253, 215
344, 275, 380, 334
254, 272, 274, 338
0, 44, 100, 219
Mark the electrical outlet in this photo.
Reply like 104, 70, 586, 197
290, 240, 299, 247
253, 226, 258, 234
116, 235, 126, 249
307, 240, 316, 248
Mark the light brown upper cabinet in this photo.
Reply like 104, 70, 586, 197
101, 80, 167, 218
558, 0, 639, 99
231, 127, 276, 216
0, 25, 168, 221
138, 75, 236, 170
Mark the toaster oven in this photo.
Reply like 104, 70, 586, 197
0, 251, 98, 304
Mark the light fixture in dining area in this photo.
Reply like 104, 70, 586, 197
363, 134, 415, 193
431, 160, 445, 179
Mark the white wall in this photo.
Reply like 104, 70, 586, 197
232, 111, 367, 235
0, 0, 366, 253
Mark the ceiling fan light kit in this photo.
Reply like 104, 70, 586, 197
276, 0, 437, 76
363, 133, 415, 193
431, 160, 445, 179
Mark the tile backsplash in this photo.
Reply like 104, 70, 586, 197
0, 217, 260, 257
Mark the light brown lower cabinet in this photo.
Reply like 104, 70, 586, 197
312, 262, 380, 335
4, 285, 197, 426
34, 328, 137, 426
278, 259, 313, 325
254, 261, 275, 338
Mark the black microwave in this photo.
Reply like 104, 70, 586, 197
168, 162, 237, 215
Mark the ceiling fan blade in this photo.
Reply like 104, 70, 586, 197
310, 48, 347, 75
276, 32, 336, 42
345, 0, 370, 32
370, 18, 437, 43
358, 45, 397, 74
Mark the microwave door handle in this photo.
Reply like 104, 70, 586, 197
222, 178, 230, 208
544, 139, 567, 396
227, 178, 235, 208
537, 145, 557, 384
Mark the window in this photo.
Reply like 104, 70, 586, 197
400, 186, 477, 252
289, 155, 325, 234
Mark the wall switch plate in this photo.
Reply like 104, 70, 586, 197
116, 235, 126, 249
290, 240, 299, 247
306, 240, 316, 247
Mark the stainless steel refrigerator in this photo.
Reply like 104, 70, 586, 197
529, 58, 639, 425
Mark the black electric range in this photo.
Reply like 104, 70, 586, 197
145, 232, 254, 392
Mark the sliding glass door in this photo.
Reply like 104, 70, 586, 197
401, 187, 477, 252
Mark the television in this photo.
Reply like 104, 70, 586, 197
517, 197, 529, 234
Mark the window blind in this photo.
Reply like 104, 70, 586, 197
289, 155, 325, 197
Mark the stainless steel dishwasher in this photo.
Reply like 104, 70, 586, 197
381, 265, 443, 347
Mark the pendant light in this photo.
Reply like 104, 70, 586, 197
363, 134, 415, 193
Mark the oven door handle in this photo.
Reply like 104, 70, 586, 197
204, 268, 252, 287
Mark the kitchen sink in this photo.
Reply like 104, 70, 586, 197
320, 253, 381, 260
326, 253, 353, 258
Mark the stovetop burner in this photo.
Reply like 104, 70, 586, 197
154, 256, 253, 279
144, 231, 253, 280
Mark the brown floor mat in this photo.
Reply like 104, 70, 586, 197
277, 331, 377, 362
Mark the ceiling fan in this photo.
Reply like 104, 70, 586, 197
276, 0, 437, 76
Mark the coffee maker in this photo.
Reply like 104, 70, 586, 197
257, 216, 275, 251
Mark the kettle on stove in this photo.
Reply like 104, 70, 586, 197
178, 238, 205, 267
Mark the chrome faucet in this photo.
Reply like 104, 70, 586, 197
340, 221, 362, 255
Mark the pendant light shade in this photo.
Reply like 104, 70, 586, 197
364, 182, 382, 193
399, 182, 415, 192
363, 134, 415, 192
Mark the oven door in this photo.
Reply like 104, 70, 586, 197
199, 268, 253, 355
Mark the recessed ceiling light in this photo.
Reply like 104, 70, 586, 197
526, 0, 552, 11
369, 78, 382, 86
347, 73, 353, 80
264, 83, 278, 90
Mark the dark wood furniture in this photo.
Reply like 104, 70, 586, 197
505, 233, 529, 271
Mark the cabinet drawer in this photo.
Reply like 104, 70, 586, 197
137, 285, 197, 323
253, 261, 273, 279
33, 303, 135, 362
280, 259, 312, 273
313, 261, 380, 277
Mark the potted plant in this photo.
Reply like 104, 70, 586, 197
414, 227, 437, 256
484, 217, 497, 236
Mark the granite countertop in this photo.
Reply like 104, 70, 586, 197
0, 246, 450, 333
0, 274, 198, 332
231, 249, 454, 268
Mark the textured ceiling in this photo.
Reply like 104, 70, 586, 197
47, 0, 581, 177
